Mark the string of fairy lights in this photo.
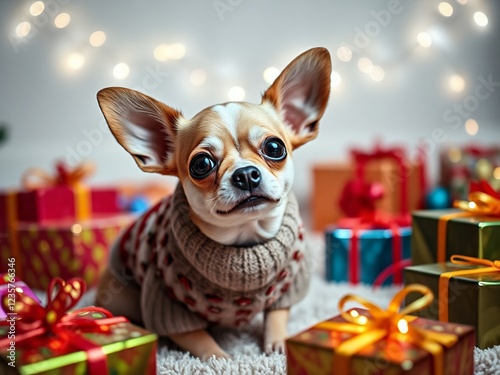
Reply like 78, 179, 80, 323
10, 0, 491, 138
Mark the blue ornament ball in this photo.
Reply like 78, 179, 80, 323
426, 186, 451, 209
129, 195, 150, 214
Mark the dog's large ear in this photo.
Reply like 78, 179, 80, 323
97, 87, 183, 175
262, 47, 331, 149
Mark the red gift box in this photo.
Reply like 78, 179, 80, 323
1, 162, 122, 226
0, 162, 126, 281
0, 214, 134, 290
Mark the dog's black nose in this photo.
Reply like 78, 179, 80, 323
231, 166, 261, 191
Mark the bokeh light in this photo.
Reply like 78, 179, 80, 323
438, 2, 453, 17
30, 1, 45, 16
370, 66, 385, 82
337, 46, 353, 62
417, 32, 432, 48
89, 31, 106, 47
473, 12, 488, 27
15, 22, 31, 37
331, 71, 342, 88
228, 86, 245, 101
464, 118, 479, 135
449, 74, 465, 92
263, 67, 280, 84
358, 58, 373, 73
54, 13, 71, 29
66, 53, 85, 71
190, 69, 207, 86
113, 63, 130, 79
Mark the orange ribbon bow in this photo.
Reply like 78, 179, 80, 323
437, 187, 500, 263
21, 161, 95, 190
0, 278, 128, 374
314, 284, 457, 375
454, 191, 500, 216
439, 255, 500, 322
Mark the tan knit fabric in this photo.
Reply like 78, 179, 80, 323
115, 184, 310, 336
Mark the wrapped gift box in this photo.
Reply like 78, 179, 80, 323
0, 161, 123, 229
0, 274, 40, 320
286, 307, 474, 375
312, 148, 425, 231
439, 145, 500, 201
0, 280, 157, 375
0, 214, 134, 290
404, 260, 500, 349
0, 186, 122, 227
325, 224, 411, 285
411, 209, 500, 265
0, 318, 157, 374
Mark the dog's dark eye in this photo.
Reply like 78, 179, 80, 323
262, 137, 287, 161
190, 153, 216, 179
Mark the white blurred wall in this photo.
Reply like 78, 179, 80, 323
1, 0, 499, 205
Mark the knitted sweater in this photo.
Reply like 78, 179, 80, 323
117, 184, 310, 336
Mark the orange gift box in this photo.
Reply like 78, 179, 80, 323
312, 157, 425, 231
311, 146, 426, 231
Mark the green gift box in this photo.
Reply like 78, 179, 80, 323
0, 311, 157, 374
411, 209, 500, 265
0, 278, 157, 374
404, 260, 500, 349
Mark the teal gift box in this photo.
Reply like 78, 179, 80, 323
325, 223, 411, 285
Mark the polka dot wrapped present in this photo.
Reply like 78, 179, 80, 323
4, 214, 134, 291
286, 285, 475, 375
0, 162, 134, 289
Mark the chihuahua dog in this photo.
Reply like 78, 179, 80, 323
95, 47, 331, 359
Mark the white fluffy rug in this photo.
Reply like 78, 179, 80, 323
149, 274, 500, 375
56, 233, 500, 374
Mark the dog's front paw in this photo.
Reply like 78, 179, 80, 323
264, 339, 286, 355
264, 308, 289, 355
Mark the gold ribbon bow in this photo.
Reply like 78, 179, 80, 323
454, 191, 500, 216
314, 284, 457, 375
439, 255, 500, 322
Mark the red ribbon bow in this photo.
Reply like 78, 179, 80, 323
349, 143, 413, 215
339, 180, 385, 217
469, 180, 500, 200
0, 278, 128, 373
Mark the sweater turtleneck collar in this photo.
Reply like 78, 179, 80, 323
168, 184, 301, 292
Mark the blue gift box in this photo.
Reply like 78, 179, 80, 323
325, 225, 412, 285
